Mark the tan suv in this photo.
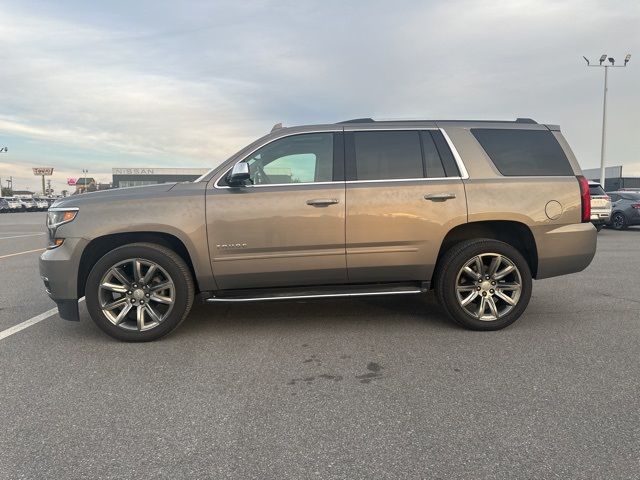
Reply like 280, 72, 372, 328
40, 118, 597, 341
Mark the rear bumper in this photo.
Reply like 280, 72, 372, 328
590, 211, 610, 223
534, 223, 597, 279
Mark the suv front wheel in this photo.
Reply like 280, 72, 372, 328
436, 239, 532, 330
86, 243, 195, 341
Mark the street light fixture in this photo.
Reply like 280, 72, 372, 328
583, 53, 631, 187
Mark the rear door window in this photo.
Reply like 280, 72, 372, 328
471, 129, 574, 176
353, 131, 423, 180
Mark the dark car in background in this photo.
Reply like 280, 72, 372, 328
0, 198, 9, 213
607, 191, 640, 230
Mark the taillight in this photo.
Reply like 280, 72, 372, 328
632, 203, 640, 209
577, 175, 590, 222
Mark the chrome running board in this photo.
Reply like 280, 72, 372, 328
204, 283, 425, 303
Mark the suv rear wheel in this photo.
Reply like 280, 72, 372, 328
86, 243, 194, 341
436, 239, 532, 330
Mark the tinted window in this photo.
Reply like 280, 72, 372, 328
621, 193, 640, 201
431, 131, 460, 177
589, 184, 606, 196
354, 131, 423, 180
421, 131, 445, 178
243, 133, 333, 185
471, 129, 573, 176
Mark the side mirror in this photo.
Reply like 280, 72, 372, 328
228, 162, 250, 186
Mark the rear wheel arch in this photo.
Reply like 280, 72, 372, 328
77, 232, 198, 298
433, 220, 538, 284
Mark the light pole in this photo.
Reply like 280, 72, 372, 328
583, 53, 631, 188
81, 169, 88, 194
0, 145, 6, 197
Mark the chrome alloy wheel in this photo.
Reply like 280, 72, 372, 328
455, 253, 522, 321
98, 258, 175, 332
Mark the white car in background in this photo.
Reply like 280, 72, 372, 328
588, 181, 612, 231
19, 197, 38, 211
35, 198, 50, 211
6, 197, 24, 212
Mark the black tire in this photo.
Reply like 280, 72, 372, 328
86, 242, 194, 341
435, 239, 532, 331
611, 213, 627, 230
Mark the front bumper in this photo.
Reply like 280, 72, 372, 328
39, 237, 88, 321
534, 222, 597, 279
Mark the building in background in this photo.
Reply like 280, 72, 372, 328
12, 190, 35, 199
582, 166, 640, 191
111, 167, 210, 188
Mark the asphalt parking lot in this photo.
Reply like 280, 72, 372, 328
1, 212, 639, 479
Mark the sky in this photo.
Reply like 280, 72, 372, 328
0, 0, 638, 194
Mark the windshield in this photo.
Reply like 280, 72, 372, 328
589, 184, 606, 196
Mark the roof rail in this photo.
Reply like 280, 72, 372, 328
337, 118, 375, 124
271, 122, 283, 132
335, 117, 539, 124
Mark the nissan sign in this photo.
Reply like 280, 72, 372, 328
33, 167, 54, 176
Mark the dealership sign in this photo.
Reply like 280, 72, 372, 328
33, 167, 54, 176
113, 168, 155, 175
67, 178, 78, 186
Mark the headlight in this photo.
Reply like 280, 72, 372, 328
47, 208, 79, 228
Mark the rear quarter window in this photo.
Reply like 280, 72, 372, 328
471, 129, 574, 176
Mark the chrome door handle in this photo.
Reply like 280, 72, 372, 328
306, 198, 339, 207
424, 193, 456, 202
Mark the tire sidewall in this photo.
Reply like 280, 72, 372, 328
85, 244, 192, 341
440, 240, 532, 330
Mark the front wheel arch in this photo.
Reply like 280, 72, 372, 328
77, 232, 198, 299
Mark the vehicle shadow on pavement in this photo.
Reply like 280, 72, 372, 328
52, 292, 455, 343
178, 291, 456, 337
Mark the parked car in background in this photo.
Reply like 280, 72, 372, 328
588, 181, 611, 231
607, 191, 640, 230
0, 198, 9, 213
35, 198, 50, 211
6, 197, 23, 212
19, 197, 37, 211
41, 117, 597, 341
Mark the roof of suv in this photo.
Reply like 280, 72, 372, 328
269, 117, 561, 133
336, 117, 539, 125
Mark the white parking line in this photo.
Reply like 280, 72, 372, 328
0, 233, 46, 240
0, 299, 85, 341
0, 307, 59, 341
0, 248, 46, 260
